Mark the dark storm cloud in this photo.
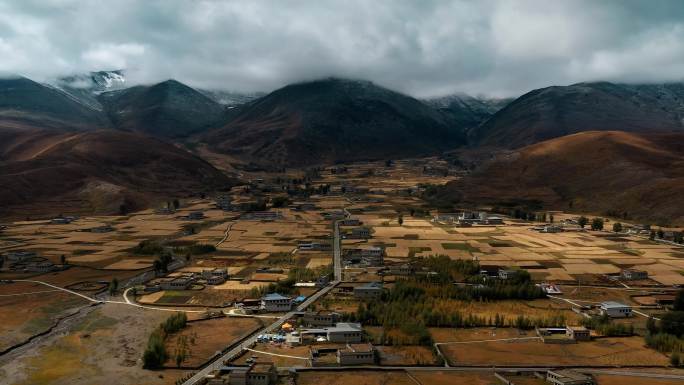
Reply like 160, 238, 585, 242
0, 0, 683, 97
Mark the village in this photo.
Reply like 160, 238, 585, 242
1, 158, 684, 385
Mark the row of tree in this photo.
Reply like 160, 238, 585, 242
142, 312, 188, 369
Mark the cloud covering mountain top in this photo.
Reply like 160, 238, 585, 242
1, 0, 683, 97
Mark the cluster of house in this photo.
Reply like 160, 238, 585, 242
333, 282, 384, 300
180, 211, 205, 221
342, 246, 384, 267
293, 274, 330, 289
620, 268, 648, 281
87, 225, 114, 233
533, 224, 564, 233
298, 241, 332, 251
433, 211, 503, 226
50, 215, 78, 224
144, 268, 228, 292
1, 251, 62, 273
205, 362, 278, 385
278, 314, 378, 366
155, 207, 176, 215
291, 202, 317, 211
544, 369, 594, 385
241, 211, 281, 221
321, 211, 346, 220
479, 266, 523, 281
536, 325, 591, 344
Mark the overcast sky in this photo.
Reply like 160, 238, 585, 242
1, 0, 683, 98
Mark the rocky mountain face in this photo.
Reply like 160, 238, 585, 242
424, 93, 512, 131
98, 80, 227, 137
471, 81, 684, 148
0, 76, 109, 131
201, 78, 467, 167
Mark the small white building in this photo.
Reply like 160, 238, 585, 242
325, 323, 364, 343
498, 269, 519, 280
4, 251, 37, 262
337, 343, 376, 365
160, 277, 193, 291
261, 293, 292, 312
546, 369, 593, 385
621, 269, 648, 281
599, 301, 632, 318
353, 282, 383, 300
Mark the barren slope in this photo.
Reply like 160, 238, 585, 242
439, 131, 684, 225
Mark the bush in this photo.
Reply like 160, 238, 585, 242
132, 240, 164, 255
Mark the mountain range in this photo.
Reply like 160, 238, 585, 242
3, 70, 684, 222
472, 81, 684, 148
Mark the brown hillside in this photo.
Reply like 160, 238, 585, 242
440, 131, 684, 225
0, 128, 234, 219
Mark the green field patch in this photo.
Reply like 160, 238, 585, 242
442, 243, 480, 253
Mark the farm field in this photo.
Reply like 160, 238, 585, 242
164, 317, 263, 368
593, 373, 684, 385
295, 370, 416, 385
375, 345, 437, 365
440, 335, 669, 367
295, 370, 535, 385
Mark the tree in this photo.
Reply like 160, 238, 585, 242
591, 218, 604, 231
108, 278, 119, 296
612, 222, 623, 233
646, 316, 658, 334
578, 216, 588, 228
674, 289, 684, 311
675, 232, 684, 244
671, 351, 680, 367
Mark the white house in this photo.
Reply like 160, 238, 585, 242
261, 293, 293, 312
599, 301, 632, 318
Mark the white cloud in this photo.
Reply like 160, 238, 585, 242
0, 0, 682, 97
81, 43, 146, 71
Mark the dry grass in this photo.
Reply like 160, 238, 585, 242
165, 317, 262, 368
440, 336, 668, 367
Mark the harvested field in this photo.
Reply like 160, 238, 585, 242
295, 370, 415, 385
165, 317, 263, 368
375, 345, 437, 365
440, 336, 668, 367
593, 374, 684, 385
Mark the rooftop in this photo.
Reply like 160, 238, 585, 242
358, 281, 383, 289
601, 301, 630, 308
263, 292, 291, 301
340, 343, 374, 353
548, 369, 592, 381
